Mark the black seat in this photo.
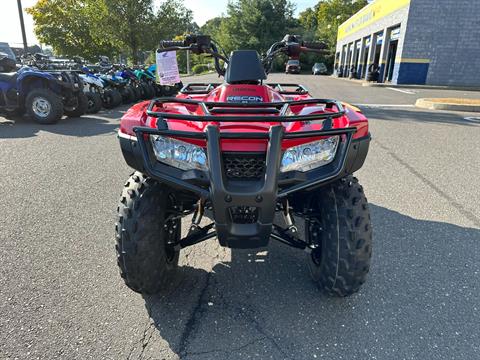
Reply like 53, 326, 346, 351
0, 72, 18, 85
225, 50, 267, 84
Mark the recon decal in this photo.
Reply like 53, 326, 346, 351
227, 96, 263, 103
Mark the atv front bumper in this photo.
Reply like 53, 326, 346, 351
119, 98, 370, 249
120, 128, 369, 249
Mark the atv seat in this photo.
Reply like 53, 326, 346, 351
0, 72, 18, 85
225, 50, 267, 84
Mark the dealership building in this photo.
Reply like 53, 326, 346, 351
335, 0, 480, 86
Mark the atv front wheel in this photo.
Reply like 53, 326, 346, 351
306, 176, 372, 297
131, 86, 141, 102
64, 92, 88, 117
120, 87, 134, 104
25, 88, 64, 124
115, 172, 180, 294
138, 84, 150, 100
102, 89, 122, 109
3, 107, 24, 119
85, 92, 102, 114
145, 84, 155, 99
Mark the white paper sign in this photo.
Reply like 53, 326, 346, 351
156, 51, 180, 85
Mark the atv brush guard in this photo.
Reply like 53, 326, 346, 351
130, 97, 357, 249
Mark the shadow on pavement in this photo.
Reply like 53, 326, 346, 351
144, 205, 480, 360
0, 108, 126, 139
363, 107, 480, 127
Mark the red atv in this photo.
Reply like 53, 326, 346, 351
116, 35, 372, 296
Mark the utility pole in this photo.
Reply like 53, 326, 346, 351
185, 26, 191, 75
17, 0, 28, 53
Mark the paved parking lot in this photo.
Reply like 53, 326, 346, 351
1, 74, 479, 360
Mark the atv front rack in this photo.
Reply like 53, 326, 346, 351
180, 83, 221, 94
179, 82, 308, 95
34, 69, 84, 92
146, 97, 345, 122
267, 83, 309, 95
125, 97, 365, 249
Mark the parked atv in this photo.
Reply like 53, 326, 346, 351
0, 53, 86, 124
79, 71, 104, 114
115, 34, 372, 297
147, 63, 183, 96
81, 66, 122, 109
133, 67, 156, 99
109, 68, 136, 104
117, 67, 144, 102
97, 74, 123, 109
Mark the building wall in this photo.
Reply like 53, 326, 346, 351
335, 0, 411, 82
336, 0, 480, 86
401, 0, 480, 86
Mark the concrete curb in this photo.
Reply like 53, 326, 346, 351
329, 77, 480, 92
416, 98, 480, 112
363, 82, 480, 91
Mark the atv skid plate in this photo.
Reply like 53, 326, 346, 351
124, 96, 367, 249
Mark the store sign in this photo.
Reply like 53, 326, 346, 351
338, 0, 411, 41
390, 27, 401, 41
377, 33, 384, 45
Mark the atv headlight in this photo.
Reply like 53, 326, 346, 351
150, 135, 207, 171
280, 136, 339, 173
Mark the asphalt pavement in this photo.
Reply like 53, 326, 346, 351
1, 74, 479, 360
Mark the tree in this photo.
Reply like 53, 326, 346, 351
305, 0, 368, 47
200, 17, 224, 42
91, 0, 156, 64
27, 0, 117, 60
219, 0, 297, 53
155, 0, 194, 41
28, 0, 195, 63
298, 7, 318, 41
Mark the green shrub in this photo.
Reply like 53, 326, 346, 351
192, 64, 210, 74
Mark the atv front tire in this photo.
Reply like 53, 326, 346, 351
145, 84, 155, 99
138, 84, 149, 100
120, 87, 134, 104
64, 92, 88, 117
25, 88, 64, 124
85, 92, 103, 113
102, 89, 122, 109
306, 176, 372, 297
131, 86, 141, 102
115, 172, 180, 294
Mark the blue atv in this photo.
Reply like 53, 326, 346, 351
0, 53, 87, 124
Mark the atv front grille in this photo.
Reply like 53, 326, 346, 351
229, 206, 259, 224
222, 153, 266, 180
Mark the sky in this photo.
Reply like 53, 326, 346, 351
0, 0, 319, 46
1, 0, 39, 46
182, 0, 319, 26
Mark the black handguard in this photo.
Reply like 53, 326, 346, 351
303, 41, 328, 50
160, 40, 186, 48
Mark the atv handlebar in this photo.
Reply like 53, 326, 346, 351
262, 37, 329, 74
159, 35, 228, 76
158, 34, 329, 76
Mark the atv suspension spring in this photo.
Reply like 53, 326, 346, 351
189, 199, 205, 235
282, 199, 298, 235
